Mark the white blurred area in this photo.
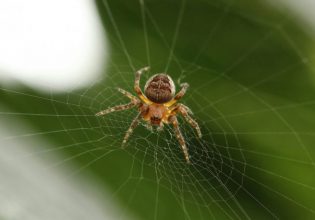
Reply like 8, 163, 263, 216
266, 0, 315, 35
0, 1, 131, 219
0, 0, 107, 92
0, 110, 132, 220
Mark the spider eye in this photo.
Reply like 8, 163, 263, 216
150, 116, 161, 125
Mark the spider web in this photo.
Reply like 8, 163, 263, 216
1, 0, 315, 219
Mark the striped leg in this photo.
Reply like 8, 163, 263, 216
95, 102, 136, 116
176, 104, 202, 138
174, 83, 189, 101
134, 66, 151, 103
169, 115, 191, 164
122, 112, 142, 146
165, 83, 189, 107
117, 88, 138, 102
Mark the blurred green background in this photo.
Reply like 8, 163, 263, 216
1, 0, 315, 219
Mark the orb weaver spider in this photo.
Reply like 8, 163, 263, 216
96, 67, 202, 163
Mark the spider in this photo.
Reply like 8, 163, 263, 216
96, 67, 202, 163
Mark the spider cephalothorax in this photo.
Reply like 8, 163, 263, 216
96, 67, 202, 163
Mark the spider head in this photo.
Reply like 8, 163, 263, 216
147, 104, 164, 126
144, 74, 175, 104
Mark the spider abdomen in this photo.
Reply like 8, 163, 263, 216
144, 74, 175, 103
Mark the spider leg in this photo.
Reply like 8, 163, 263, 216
157, 123, 164, 132
174, 83, 189, 100
134, 66, 152, 104
169, 115, 191, 164
117, 87, 138, 101
165, 83, 189, 107
95, 102, 136, 116
122, 112, 142, 146
144, 123, 153, 132
173, 104, 202, 138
